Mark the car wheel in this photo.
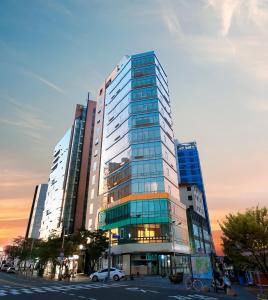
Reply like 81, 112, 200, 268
92, 275, 98, 282
113, 275, 119, 281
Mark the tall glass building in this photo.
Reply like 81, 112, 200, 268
40, 99, 96, 239
26, 184, 48, 239
86, 51, 190, 275
175, 141, 213, 245
40, 129, 71, 240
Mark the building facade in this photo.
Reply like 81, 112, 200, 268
61, 99, 96, 234
86, 51, 190, 275
40, 99, 96, 239
39, 129, 71, 239
26, 184, 48, 239
175, 141, 214, 251
179, 184, 211, 254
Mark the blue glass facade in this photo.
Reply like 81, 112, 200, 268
176, 141, 212, 235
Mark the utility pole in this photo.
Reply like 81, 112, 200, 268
106, 229, 112, 281
59, 228, 65, 280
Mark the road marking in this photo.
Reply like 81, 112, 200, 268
0, 282, 127, 297
169, 295, 218, 300
9, 289, 20, 295
20, 288, 34, 294
31, 288, 47, 293
125, 287, 160, 293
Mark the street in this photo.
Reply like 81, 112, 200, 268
0, 272, 255, 300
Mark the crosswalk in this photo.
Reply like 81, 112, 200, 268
0, 283, 128, 297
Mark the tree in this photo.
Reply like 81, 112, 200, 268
36, 232, 79, 276
220, 206, 268, 278
4, 236, 38, 267
71, 229, 108, 274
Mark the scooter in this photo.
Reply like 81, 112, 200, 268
211, 272, 232, 293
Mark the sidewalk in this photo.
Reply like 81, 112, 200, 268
124, 275, 257, 299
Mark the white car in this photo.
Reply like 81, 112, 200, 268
1, 264, 11, 272
7, 267, 16, 273
89, 268, 125, 281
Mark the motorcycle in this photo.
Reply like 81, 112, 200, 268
211, 272, 232, 293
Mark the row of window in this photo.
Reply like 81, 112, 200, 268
103, 199, 170, 225
132, 65, 155, 78
132, 75, 156, 89
104, 127, 175, 174
106, 159, 164, 190
104, 140, 176, 176
132, 55, 155, 68
111, 223, 171, 244
107, 176, 165, 203
178, 157, 199, 163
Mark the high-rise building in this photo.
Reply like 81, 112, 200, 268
179, 183, 211, 254
26, 184, 48, 239
175, 141, 213, 248
86, 51, 190, 275
61, 99, 96, 234
39, 129, 71, 239
40, 98, 96, 239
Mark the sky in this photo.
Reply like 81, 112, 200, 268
0, 0, 268, 255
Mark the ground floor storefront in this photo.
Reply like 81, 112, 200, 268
101, 252, 191, 276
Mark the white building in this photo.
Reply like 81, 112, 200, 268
39, 129, 71, 240
179, 184, 205, 218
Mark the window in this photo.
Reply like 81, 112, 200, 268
187, 186, 191, 191
92, 175, 96, 185
89, 203, 94, 214
120, 228, 124, 239
95, 138, 99, 145
94, 150, 98, 157
101, 269, 108, 273
188, 195, 193, 201
93, 161, 97, 171
90, 189, 95, 200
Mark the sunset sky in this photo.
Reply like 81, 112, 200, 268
1, 0, 268, 255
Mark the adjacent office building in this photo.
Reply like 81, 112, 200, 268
26, 184, 48, 239
179, 183, 211, 254
39, 129, 71, 239
86, 51, 190, 275
175, 141, 213, 252
39, 99, 96, 239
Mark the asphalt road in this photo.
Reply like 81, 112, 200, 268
0, 272, 253, 300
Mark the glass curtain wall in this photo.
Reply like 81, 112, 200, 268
99, 52, 181, 244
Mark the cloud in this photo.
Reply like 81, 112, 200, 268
159, 0, 268, 83
21, 69, 65, 94
0, 94, 51, 142
207, 0, 242, 36
159, 0, 183, 38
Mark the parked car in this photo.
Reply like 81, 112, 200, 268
7, 267, 16, 274
89, 268, 125, 281
1, 264, 11, 272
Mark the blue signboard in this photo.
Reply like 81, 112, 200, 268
191, 255, 213, 279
